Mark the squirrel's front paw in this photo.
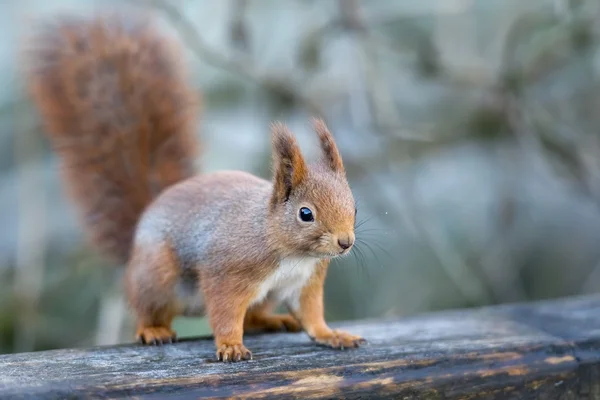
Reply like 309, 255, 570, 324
136, 326, 177, 345
216, 343, 252, 362
312, 330, 366, 349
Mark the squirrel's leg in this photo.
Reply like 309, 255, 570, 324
244, 300, 302, 333
288, 260, 366, 349
124, 242, 179, 345
203, 279, 253, 362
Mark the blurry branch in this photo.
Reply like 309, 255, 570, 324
229, 0, 250, 53
334, 0, 494, 305
500, 4, 595, 92
13, 100, 47, 353
132, 0, 324, 116
140, 0, 443, 138
139, 0, 443, 145
352, 163, 496, 307
338, 0, 365, 31
95, 288, 126, 346
347, 0, 600, 304
399, 171, 495, 306
501, 3, 599, 199
476, 144, 528, 303
335, 0, 420, 136
495, 0, 600, 294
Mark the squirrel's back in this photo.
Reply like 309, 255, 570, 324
134, 170, 273, 270
26, 12, 200, 263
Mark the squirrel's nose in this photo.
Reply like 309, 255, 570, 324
337, 235, 354, 250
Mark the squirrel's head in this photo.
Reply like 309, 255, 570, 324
268, 118, 356, 259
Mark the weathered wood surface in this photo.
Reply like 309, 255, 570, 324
2, 295, 600, 399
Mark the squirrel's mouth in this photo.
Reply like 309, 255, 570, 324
310, 251, 342, 259
308, 245, 353, 259
339, 248, 352, 256
322, 249, 352, 259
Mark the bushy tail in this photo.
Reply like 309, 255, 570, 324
25, 12, 200, 263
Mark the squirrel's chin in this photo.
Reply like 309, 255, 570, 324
305, 252, 336, 259
317, 252, 347, 259
306, 248, 351, 259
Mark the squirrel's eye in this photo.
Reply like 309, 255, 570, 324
299, 207, 314, 222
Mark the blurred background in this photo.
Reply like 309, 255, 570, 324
1, 0, 600, 354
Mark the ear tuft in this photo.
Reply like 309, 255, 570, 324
312, 118, 345, 174
270, 122, 307, 207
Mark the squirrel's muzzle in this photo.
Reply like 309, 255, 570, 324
336, 232, 355, 252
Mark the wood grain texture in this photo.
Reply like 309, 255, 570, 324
2, 295, 600, 399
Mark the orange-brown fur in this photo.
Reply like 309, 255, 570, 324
26, 11, 365, 362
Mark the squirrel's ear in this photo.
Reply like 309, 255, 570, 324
270, 122, 307, 206
312, 118, 345, 174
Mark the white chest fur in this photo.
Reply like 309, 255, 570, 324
250, 257, 319, 308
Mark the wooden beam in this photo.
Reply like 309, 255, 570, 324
2, 295, 600, 398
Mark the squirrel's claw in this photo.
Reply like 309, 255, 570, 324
312, 330, 366, 350
136, 326, 177, 346
216, 343, 252, 362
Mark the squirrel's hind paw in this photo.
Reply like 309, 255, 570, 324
136, 326, 177, 345
244, 313, 302, 333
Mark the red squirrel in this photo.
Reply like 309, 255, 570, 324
25, 11, 365, 362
